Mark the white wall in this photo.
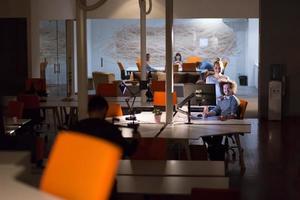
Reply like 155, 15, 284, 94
246, 19, 259, 87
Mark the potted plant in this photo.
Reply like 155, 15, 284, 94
152, 107, 162, 123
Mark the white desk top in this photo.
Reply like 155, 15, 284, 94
0, 166, 60, 200
118, 160, 225, 176
0, 151, 31, 166
117, 175, 229, 195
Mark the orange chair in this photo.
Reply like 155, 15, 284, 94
153, 91, 177, 107
151, 80, 165, 92
238, 99, 248, 119
106, 103, 123, 117
96, 83, 118, 97
191, 188, 240, 200
17, 94, 41, 125
182, 62, 198, 72
185, 56, 202, 63
6, 100, 24, 119
40, 131, 122, 200
25, 78, 47, 94
130, 138, 167, 160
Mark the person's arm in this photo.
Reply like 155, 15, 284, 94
228, 96, 239, 119
203, 105, 219, 118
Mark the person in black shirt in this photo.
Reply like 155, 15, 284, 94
71, 95, 140, 200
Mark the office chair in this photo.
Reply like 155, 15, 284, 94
151, 80, 165, 92
6, 100, 24, 119
182, 62, 198, 72
191, 188, 240, 200
117, 61, 130, 80
106, 103, 123, 117
25, 78, 47, 96
225, 98, 248, 161
17, 94, 42, 127
40, 131, 122, 200
130, 138, 167, 160
153, 91, 177, 107
96, 83, 118, 97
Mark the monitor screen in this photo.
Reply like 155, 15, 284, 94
194, 84, 216, 106
180, 83, 216, 107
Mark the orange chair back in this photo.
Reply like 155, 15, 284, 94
130, 138, 167, 160
106, 103, 123, 117
40, 131, 122, 200
25, 78, 46, 92
186, 56, 202, 63
182, 63, 198, 72
7, 101, 24, 119
117, 62, 125, 71
96, 83, 118, 97
238, 99, 248, 119
151, 80, 165, 92
17, 94, 40, 109
153, 91, 177, 107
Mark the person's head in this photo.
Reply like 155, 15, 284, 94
146, 53, 150, 62
221, 81, 237, 96
88, 95, 109, 119
174, 53, 182, 61
213, 60, 224, 74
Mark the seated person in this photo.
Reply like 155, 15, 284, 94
198, 60, 213, 72
71, 95, 140, 157
71, 95, 140, 200
145, 53, 157, 72
202, 81, 239, 160
174, 52, 183, 71
203, 80, 239, 119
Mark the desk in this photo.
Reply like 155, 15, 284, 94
117, 175, 229, 195
118, 160, 225, 176
116, 112, 251, 172
0, 166, 60, 200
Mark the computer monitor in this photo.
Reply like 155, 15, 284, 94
176, 83, 216, 124
193, 83, 216, 106
179, 83, 216, 107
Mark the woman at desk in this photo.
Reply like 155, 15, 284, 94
202, 81, 239, 160
174, 52, 183, 71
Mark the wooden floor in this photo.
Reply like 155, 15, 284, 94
229, 118, 300, 200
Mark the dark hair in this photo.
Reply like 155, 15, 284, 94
88, 95, 109, 113
174, 53, 182, 61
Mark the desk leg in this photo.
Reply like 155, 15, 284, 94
234, 133, 245, 175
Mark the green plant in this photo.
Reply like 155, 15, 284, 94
152, 107, 162, 115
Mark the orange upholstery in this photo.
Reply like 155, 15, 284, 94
191, 188, 240, 200
238, 99, 248, 119
130, 138, 167, 160
151, 80, 165, 92
96, 83, 118, 97
182, 63, 198, 72
106, 103, 123, 117
153, 91, 177, 107
7, 101, 24, 119
186, 56, 202, 63
40, 131, 122, 200
25, 78, 46, 93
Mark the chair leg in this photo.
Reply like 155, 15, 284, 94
234, 133, 245, 175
